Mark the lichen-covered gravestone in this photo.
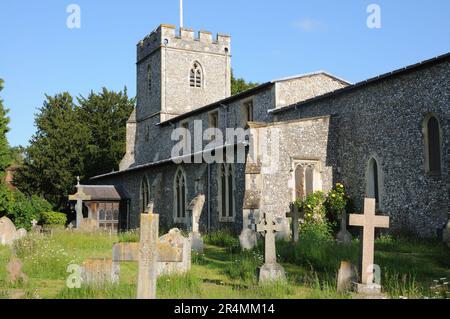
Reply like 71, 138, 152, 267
336, 261, 357, 293
6, 257, 28, 284
256, 211, 286, 284
0, 217, 17, 246
80, 258, 118, 285
112, 229, 191, 282
136, 203, 159, 299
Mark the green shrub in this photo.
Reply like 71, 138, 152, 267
325, 183, 348, 219
295, 191, 326, 224
41, 211, 67, 226
0, 185, 53, 230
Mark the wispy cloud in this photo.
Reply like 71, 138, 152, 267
292, 18, 328, 32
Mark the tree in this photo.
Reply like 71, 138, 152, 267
0, 79, 12, 173
231, 70, 259, 96
15, 93, 90, 209
77, 87, 135, 178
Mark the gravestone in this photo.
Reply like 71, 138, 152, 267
6, 257, 28, 284
336, 212, 352, 245
349, 198, 389, 295
286, 203, 299, 242
0, 217, 17, 246
80, 258, 118, 285
443, 221, 450, 248
239, 210, 258, 250
256, 211, 286, 283
15, 228, 27, 241
79, 218, 98, 233
31, 219, 42, 234
336, 261, 357, 293
136, 203, 159, 299
112, 229, 191, 281
68, 177, 91, 229
158, 229, 191, 275
187, 194, 205, 253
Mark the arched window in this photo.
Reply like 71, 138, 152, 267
189, 62, 202, 88
140, 177, 150, 213
147, 64, 152, 92
293, 162, 320, 201
218, 164, 234, 221
174, 167, 187, 221
366, 157, 380, 204
424, 115, 442, 174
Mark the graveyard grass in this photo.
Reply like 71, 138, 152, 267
0, 230, 449, 299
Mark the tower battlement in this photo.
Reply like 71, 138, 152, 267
137, 24, 231, 63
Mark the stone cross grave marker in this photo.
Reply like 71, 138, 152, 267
286, 203, 299, 243
68, 177, 91, 229
256, 211, 286, 283
349, 198, 389, 293
136, 203, 159, 299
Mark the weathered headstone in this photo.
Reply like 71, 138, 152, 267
14, 228, 27, 241
79, 218, 98, 233
336, 261, 357, 293
286, 203, 299, 243
112, 229, 191, 281
349, 198, 389, 294
136, 204, 159, 299
187, 194, 205, 253
6, 257, 28, 284
0, 217, 17, 246
239, 210, 258, 250
68, 177, 91, 229
158, 229, 191, 275
80, 258, 118, 286
336, 212, 352, 245
256, 211, 286, 283
31, 219, 42, 234
443, 220, 450, 248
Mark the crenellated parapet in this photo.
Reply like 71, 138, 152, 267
137, 24, 231, 63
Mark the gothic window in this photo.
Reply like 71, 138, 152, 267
140, 177, 150, 213
174, 167, 187, 222
98, 202, 119, 233
218, 164, 234, 221
293, 161, 321, 201
241, 100, 254, 127
208, 111, 219, 141
424, 115, 442, 174
147, 64, 152, 92
190, 62, 203, 88
366, 157, 380, 204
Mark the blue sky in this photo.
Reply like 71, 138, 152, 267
1, 0, 449, 147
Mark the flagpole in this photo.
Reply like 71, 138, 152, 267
180, 0, 183, 28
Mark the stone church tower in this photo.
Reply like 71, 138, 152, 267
136, 24, 231, 123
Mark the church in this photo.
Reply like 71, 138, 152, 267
88, 24, 450, 239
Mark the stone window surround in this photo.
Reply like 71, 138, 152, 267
240, 97, 255, 128
218, 163, 236, 223
290, 158, 323, 202
208, 110, 219, 142
365, 155, 385, 211
422, 113, 443, 176
173, 166, 188, 224
140, 175, 150, 214
180, 120, 191, 153
147, 64, 152, 93
189, 60, 204, 89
